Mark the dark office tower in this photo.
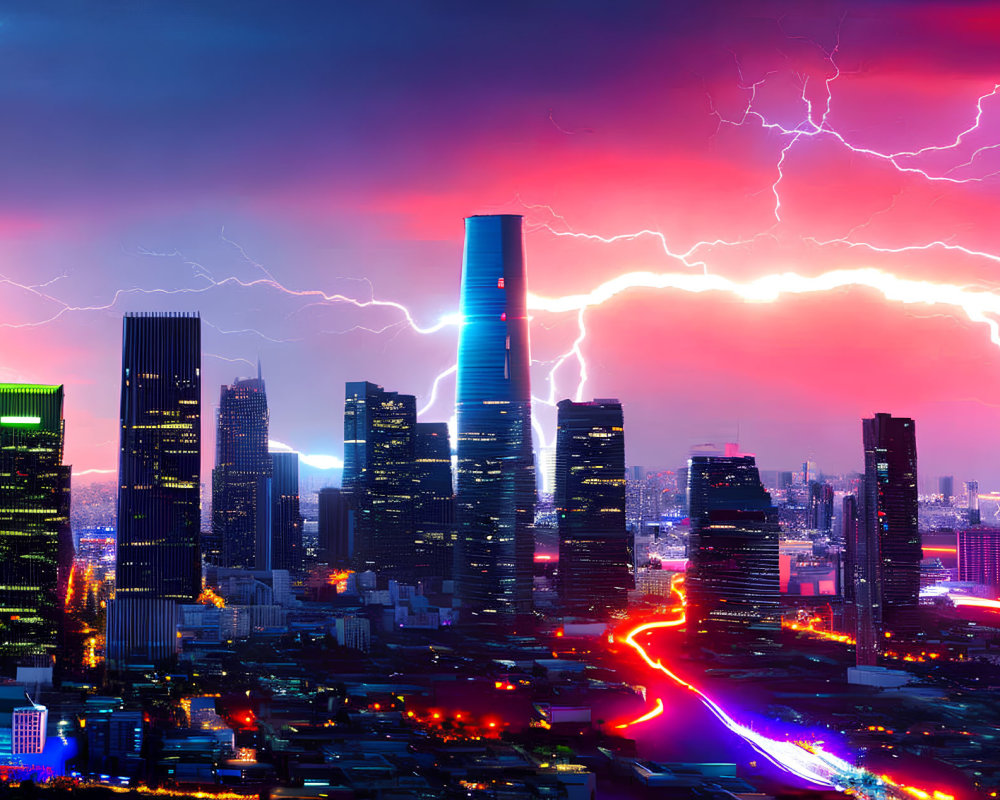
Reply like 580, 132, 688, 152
108, 312, 201, 668
554, 399, 629, 616
343, 382, 417, 579
0, 385, 72, 665
939, 475, 954, 505
212, 371, 270, 569
967, 481, 981, 526
455, 215, 536, 617
843, 493, 878, 665
270, 451, 303, 572
807, 481, 835, 532
687, 455, 780, 647
862, 413, 920, 637
318, 488, 353, 567
778, 471, 794, 491
957, 529, 1000, 591
414, 422, 455, 580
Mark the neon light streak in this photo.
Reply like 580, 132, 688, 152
0, 415, 40, 424
614, 697, 664, 729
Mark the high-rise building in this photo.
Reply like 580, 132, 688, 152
861, 413, 920, 637
957, 528, 1000, 591
967, 480, 981, 526
108, 312, 201, 667
270, 451, 303, 572
318, 487, 353, 567
555, 399, 629, 616
12, 703, 48, 755
842, 492, 878, 665
212, 370, 270, 569
807, 481, 834, 532
343, 381, 416, 580
687, 454, 780, 647
413, 422, 455, 580
939, 475, 954, 505
454, 215, 536, 616
0, 385, 72, 665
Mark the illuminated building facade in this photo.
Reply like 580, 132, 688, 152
0, 384, 72, 665
213, 370, 271, 569
861, 413, 920, 636
455, 215, 535, 616
957, 528, 1000, 591
343, 381, 416, 580
11, 705, 47, 755
108, 312, 201, 668
318, 487, 352, 567
413, 422, 455, 579
269, 451, 303, 572
687, 454, 780, 646
555, 399, 629, 616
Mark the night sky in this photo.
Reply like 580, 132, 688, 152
3, 2, 1000, 489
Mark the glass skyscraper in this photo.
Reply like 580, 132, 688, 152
270, 450, 303, 572
861, 413, 920, 636
555, 399, 629, 616
455, 214, 535, 616
0, 384, 72, 666
213, 369, 270, 569
108, 312, 201, 668
413, 421, 455, 580
343, 381, 417, 580
687, 454, 780, 647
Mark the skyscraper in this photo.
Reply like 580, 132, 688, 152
413, 422, 455, 580
967, 480, 981, 526
861, 413, 920, 637
807, 481, 834, 532
318, 487, 353, 568
843, 492, 878, 665
343, 381, 417, 580
108, 312, 201, 667
0, 385, 72, 665
270, 451, 303, 572
687, 454, 780, 647
939, 475, 954, 505
454, 215, 536, 616
957, 528, 1000, 591
212, 370, 270, 569
554, 399, 629, 616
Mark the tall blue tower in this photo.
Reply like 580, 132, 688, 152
454, 215, 535, 616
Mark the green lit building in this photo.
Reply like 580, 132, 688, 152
0, 384, 72, 666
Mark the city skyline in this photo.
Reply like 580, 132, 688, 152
5, 4, 1000, 487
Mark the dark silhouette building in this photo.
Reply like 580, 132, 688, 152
555, 399, 629, 616
318, 487, 353, 568
270, 451, 303, 572
939, 475, 954, 505
687, 454, 780, 647
957, 528, 1000, 591
861, 413, 920, 637
343, 381, 416, 580
108, 312, 201, 667
413, 422, 455, 580
454, 215, 536, 617
0, 384, 72, 666
213, 368, 270, 569
842, 492, 879, 665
